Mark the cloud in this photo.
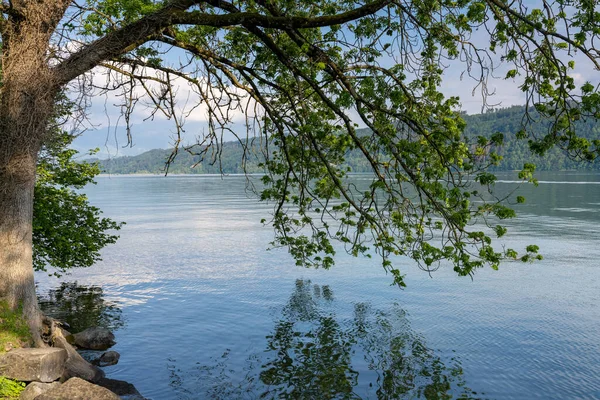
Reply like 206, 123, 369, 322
69, 35, 598, 158
80, 63, 256, 124
69, 63, 260, 157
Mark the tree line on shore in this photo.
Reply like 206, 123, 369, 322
98, 105, 600, 175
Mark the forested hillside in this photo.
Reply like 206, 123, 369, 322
98, 106, 600, 174
464, 106, 600, 171
98, 142, 266, 174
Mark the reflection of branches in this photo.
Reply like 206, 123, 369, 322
261, 316, 359, 400
38, 282, 124, 333
168, 280, 479, 399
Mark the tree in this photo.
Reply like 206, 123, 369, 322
34, 132, 122, 277
0, 0, 598, 344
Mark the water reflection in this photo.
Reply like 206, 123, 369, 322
169, 280, 479, 399
38, 282, 125, 333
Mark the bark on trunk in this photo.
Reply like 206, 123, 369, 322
0, 148, 43, 346
0, 0, 70, 347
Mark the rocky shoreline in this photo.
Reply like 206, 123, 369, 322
0, 321, 145, 400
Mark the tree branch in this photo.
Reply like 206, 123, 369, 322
172, 0, 392, 29
52, 0, 391, 86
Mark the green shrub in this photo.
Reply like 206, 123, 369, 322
0, 376, 26, 399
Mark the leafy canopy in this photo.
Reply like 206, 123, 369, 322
33, 132, 122, 276
29, 95, 124, 278
43, 0, 600, 284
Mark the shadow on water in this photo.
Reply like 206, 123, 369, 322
168, 280, 481, 400
37, 282, 125, 333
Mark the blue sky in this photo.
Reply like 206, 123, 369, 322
70, 1, 598, 159
71, 62, 533, 159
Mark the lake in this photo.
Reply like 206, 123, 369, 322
35, 172, 600, 399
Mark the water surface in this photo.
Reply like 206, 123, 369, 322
36, 172, 600, 399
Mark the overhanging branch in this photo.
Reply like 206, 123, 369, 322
52, 0, 392, 86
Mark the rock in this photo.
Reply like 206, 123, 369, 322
0, 348, 66, 383
60, 355, 106, 383
72, 327, 116, 350
97, 377, 145, 399
19, 382, 61, 400
97, 351, 120, 367
52, 328, 105, 383
35, 377, 120, 400
41, 317, 71, 345
59, 327, 72, 339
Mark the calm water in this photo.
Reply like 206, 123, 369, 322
35, 172, 600, 399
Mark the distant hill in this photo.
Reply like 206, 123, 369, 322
463, 105, 600, 171
98, 106, 600, 174
98, 141, 265, 175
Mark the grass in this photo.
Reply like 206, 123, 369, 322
0, 302, 31, 399
0, 301, 32, 354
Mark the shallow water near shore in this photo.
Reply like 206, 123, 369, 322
35, 172, 600, 399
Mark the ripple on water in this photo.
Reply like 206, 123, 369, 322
35, 175, 600, 399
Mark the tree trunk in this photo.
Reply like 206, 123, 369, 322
0, 2, 62, 346
0, 80, 54, 346
0, 146, 44, 346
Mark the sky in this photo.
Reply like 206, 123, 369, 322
71, 63, 532, 159
70, 2, 598, 160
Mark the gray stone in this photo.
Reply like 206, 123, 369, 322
35, 377, 120, 400
72, 327, 116, 350
0, 348, 66, 383
97, 351, 120, 367
19, 382, 60, 400
61, 355, 105, 383
96, 378, 145, 399
53, 329, 105, 383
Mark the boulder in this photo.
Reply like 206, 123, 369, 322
0, 348, 66, 383
72, 327, 116, 350
52, 328, 105, 383
97, 351, 120, 367
19, 382, 61, 400
97, 377, 145, 399
35, 377, 120, 400
60, 354, 106, 383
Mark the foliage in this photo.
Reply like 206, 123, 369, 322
2, 0, 598, 287
60, 0, 600, 284
463, 106, 600, 171
33, 133, 123, 276
0, 302, 32, 353
0, 377, 26, 399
